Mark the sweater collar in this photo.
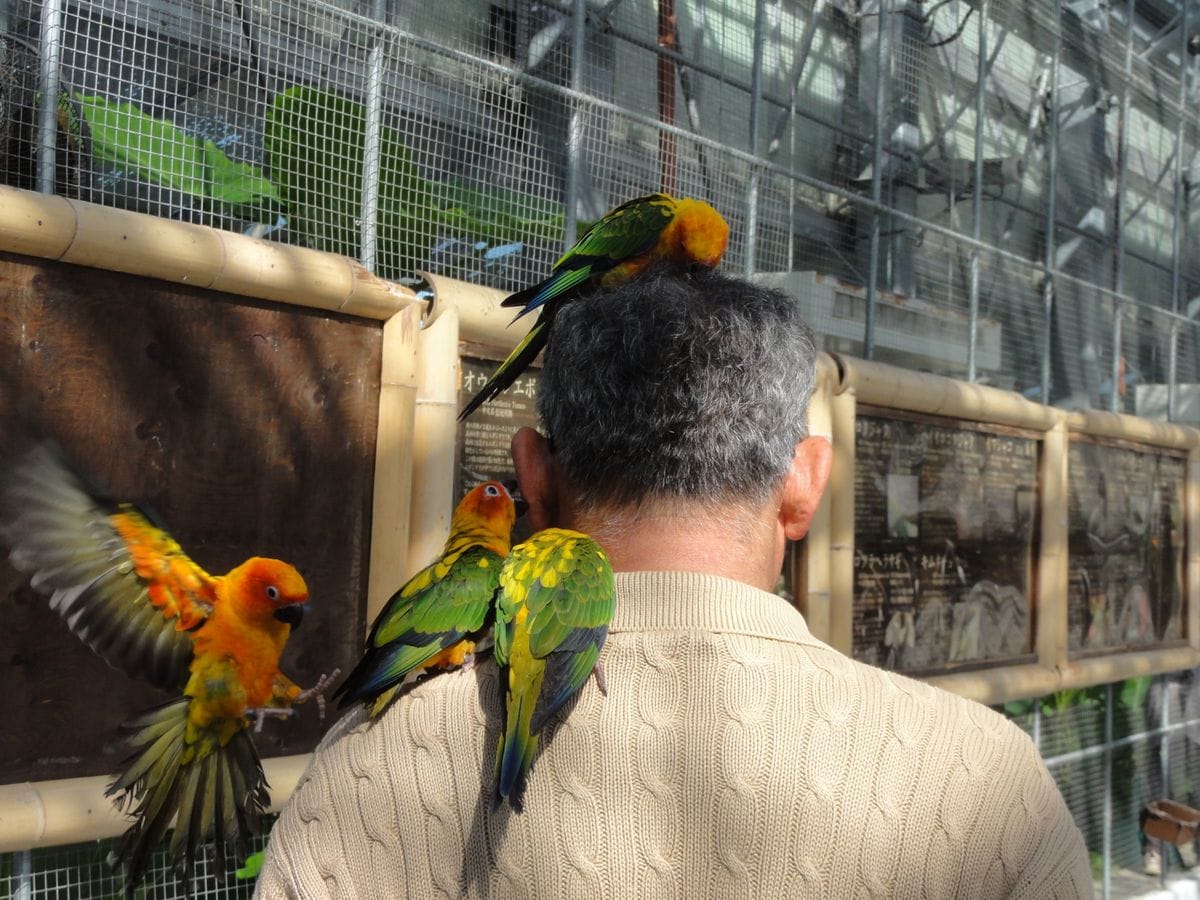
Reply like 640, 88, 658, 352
610, 570, 817, 645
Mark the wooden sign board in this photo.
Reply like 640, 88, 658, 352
455, 355, 539, 540
0, 253, 381, 783
1067, 436, 1187, 654
852, 407, 1038, 674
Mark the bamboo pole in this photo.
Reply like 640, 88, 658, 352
366, 302, 422, 626
406, 303, 461, 579
799, 357, 836, 641
828, 385, 857, 655
838, 355, 1056, 430
1190, 446, 1200, 651
0, 754, 310, 853
0, 185, 418, 320
1063, 407, 1199, 451
422, 271, 512, 350
1037, 421, 1069, 670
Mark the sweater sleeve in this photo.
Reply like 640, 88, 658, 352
1003, 737, 1095, 900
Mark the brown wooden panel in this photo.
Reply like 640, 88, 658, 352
0, 251, 381, 783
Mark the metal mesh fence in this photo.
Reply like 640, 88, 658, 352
2, 0, 1195, 415
2, 820, 270, 899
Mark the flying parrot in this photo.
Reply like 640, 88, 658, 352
0, 444, 331, 897
334, 480, 518, 716
457, 192, 730, 420
493, 528, 616, 812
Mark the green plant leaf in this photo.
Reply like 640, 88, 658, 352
236, 849, 265, 879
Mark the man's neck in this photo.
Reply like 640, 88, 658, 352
567, 503, 784, 593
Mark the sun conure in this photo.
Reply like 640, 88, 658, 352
0, 443, 330, 897
457, 192, 730, 420
493, 528, 616, 812
334, 480, 517, 716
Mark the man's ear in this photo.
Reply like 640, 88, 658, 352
780, 436, 832, 541
511, 427, 559, 532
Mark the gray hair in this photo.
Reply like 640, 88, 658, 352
537, 268, 818, 513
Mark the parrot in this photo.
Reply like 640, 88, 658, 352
493, 528, 616, 812
457, 192, 730, 420
334, 479, 518, 716
0, 444, 332, 897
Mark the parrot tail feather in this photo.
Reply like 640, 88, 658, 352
494, 688, 539, 813
105, 699, 269, 897
458, 315, 551, 421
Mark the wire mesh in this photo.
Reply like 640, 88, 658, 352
1, 819, 272, 899
2, 0, 1196, 416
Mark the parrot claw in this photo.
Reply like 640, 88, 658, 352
592, 661, 608, 697
246, 706, 296, 734
461, 651, 477, 673
296, 668, 342, 721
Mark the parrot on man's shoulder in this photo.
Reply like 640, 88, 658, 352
0, 443, 333, 897
493, 527, 616, 812
457, 192, 730, 420
334, 479, 518, 717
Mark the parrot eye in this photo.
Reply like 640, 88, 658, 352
265, 585, 280, 601
485, 484, 500, 497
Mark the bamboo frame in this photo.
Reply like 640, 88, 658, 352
2, 183, 1200, 845
837, 357, 1200, 703
0, 187, 422, 852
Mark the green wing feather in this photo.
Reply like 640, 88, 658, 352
557, 192, 675, 266
335, 545, 501, 707
493, 529, 615, 811
461, 194, 677, 421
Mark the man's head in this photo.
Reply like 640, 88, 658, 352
512, 268, 831, 586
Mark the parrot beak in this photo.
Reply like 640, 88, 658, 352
503, 479, 529, 518
274, 603, 307, 628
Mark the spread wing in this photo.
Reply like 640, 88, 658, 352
1, 444, 215, 690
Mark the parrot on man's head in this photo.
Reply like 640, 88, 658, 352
493, 527, 616, 812
457, 192, 730, 420
334, 479, 518, 716
0, 443, 333, 897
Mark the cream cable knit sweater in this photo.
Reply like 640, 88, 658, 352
256, 571, 1092, 899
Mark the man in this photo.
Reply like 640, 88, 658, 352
257, 269, 1092, 898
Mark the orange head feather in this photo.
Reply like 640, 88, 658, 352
223, 557, 309, 627
451, 480, 517, 548
671, 197, 730, 268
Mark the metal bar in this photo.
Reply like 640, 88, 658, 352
13, 849, 31, 900
1168, 322, 1179, 421
1102, 682, 1112, 899
1170, 5, 1189, 317
1042, 713, 1200, 769
1033, 701, 1042, 752
745, 0, 767, 276
765, 0, 828, 162
656, 0, 678, 194
1110, 0, 1135, 414
966, 0, 988, 382
1039, 0, 1061, 405
1110, 302, 1123, 413
1113, 0, 1134, 298
563, 0, 587, 248
865, 0, 890, 359
35, 0, 64, 195
360, 13, 387, 272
